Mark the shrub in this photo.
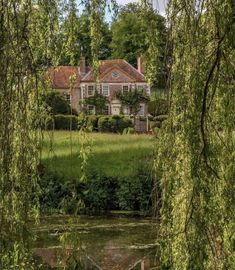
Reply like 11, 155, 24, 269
54, 114, 78, 130
153, 114, 168, 122
39, 166, 154, 214
87, 115, 100, 131
43, 91, 77, 115
148, 115, 154, 121
148, 99, 168, 116
153, 127, 160, 135
123, 127, 135, 135
150, 121, 161, 129
98, 116, 132, 133
81, 171, 119, 211
117, 166, 153, 212
98, 116, 111, 132
116, 116, 133, 133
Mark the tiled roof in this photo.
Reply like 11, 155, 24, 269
46, 66, 80, 89
81, 60, 146, 82
46, 60, 146, 89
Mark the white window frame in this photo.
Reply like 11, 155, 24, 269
104, 104, 110, 115
122, 85, 129, 95
87, 85, 95, 96
137, 85, 144, 93
102, 84, 110, 96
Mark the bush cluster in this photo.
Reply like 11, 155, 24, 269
45, 114, 133, 133
149, 115, 168, 131
98, 115, 133, 133
45, 115, 78, 130
148, 98, 168, 116
39, 166, 153, 214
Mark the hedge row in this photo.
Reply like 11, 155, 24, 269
45, 114, 133, 133
39, 166, 153, 213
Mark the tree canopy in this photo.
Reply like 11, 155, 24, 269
111, 2, 167, 72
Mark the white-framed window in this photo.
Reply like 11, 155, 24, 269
102, 85, 109, 96
88, 85, 94, 96
122, 85, 129, 95
88, 105, 95, 115
138, 104, 145, 116
104, 105, 110, 115
137, 85, 144, 93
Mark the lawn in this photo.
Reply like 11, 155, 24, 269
42, 131, 154, 180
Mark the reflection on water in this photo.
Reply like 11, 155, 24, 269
33, 214, 159, 269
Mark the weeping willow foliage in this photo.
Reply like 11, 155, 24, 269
0, 1, 60, 269
89, 0, 117, 80
154, 0, 235, 269
141, 1, 167, 89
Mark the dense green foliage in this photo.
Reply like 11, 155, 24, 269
53, 114, 79, 130
43, 91, 74, 115
40, 131, 154, 213
116, 88, 149, 116
46, 114, 133, 132
0, 1, 59, 268
83, 91, 108, 114
59, 6, 112, 65
40, 167, 153, 213
97, 115, 133, 133
111, 3, 166, 71
1, 0, 234, 269
148, 98, 168, 116
154, 1, 235, 269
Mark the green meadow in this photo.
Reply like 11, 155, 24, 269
42, 131, 154, 180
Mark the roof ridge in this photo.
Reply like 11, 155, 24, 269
123, 60, 145, 78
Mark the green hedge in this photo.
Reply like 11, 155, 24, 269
78, 114, 100, 131
44, 114, 78, 130
148, 99, 168, 116
39, 166, 154, 213
54, 114, 78, 130
98, 115, 133, 133
153, 114, 168, 122
45, 114, 133, 132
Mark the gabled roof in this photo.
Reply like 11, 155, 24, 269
81, 60, 146, 83
46, 66, 80, 89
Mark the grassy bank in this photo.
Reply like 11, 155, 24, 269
42, 131, 154, 180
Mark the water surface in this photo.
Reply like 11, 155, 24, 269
34, 214, 159, 269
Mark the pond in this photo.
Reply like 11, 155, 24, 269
33, 213, 160, 270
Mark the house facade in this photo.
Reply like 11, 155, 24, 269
46, 58, 150, 116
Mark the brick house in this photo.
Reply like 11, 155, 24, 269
46, 58, 150, 116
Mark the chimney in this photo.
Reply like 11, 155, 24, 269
79, 56, 86, 76
137, 56, 145, 74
